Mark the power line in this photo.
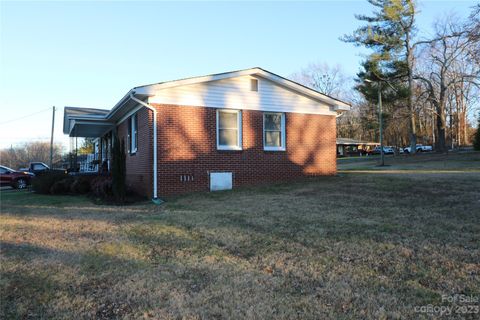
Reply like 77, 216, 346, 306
0, 107, 52, 125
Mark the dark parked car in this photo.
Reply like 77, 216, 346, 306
19, 162, 67, 175
0, 165, 34, 189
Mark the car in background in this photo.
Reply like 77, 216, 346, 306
369, 146, 395, 155
19, 162, 67, 175
0, 165, 34, 189
383, 146, 395, 154
404, 144, 433, 153
419, 145, 433, 152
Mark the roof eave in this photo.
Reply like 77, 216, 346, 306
333, 105, 351, 112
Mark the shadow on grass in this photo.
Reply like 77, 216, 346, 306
2, 172, 480, 318
1, 240, 146, 319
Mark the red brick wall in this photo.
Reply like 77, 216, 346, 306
153, 104, 337, 197
116, 108, 153, 198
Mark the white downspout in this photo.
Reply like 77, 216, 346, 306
129, 92, 159, 201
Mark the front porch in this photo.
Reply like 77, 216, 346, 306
64, 107, 114, 174
337, 138, 379, 157
67, 132, 113, 175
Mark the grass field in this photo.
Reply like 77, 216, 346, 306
338, 151, 480, 172
1, 152, 479, 319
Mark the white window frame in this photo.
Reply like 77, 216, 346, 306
263, 112, 286, 151
130, 113, 138, 153
216, 109, 242, 151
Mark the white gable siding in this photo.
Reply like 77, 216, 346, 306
147, 75, 337, 115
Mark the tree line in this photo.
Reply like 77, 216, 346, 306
0, 139, 94, 170
292, 1, 480, 152
0, 142, 63, 169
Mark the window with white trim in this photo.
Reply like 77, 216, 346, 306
263, 112, 285, 151
217, 109, 242, 150
129, 113, 138, 154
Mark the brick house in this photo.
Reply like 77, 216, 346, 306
63, 68, 350, 199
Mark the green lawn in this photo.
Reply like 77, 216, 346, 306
338, 151, 480, 172
1, 153, 479, 319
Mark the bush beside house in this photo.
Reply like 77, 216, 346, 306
90, 176, 113, 198
70, 176, 92, 194
111, 137, 126, 203
31, 137, 133, 204
32, 172, 71, 194
32, 173, 127, 202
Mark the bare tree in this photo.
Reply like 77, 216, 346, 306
0, 141, 63, 169
291, 62, 371, 142
290, 62, 351, 100
414, 15, 480, 152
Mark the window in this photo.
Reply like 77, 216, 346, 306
33, 163, 48, 171
0, 167, 8, 174
217, 109, 242, 150
263, 112, 286, 151
128, 113, 138, 154
250, 79, 258, 91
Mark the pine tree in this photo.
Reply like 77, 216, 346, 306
342, 0, 418, 152
355, 59, 409, 144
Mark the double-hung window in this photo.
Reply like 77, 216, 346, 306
128, 113, 138, 154
217, 109, 242, 150
263, 112, 285, 151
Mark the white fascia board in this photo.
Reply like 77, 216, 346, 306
67, 114, 108, 120
107, 90, 154, 122
116, 104, 144, 125
65, 115, 111, 134
333, 105, 351, 112
214, 104, 336, 116
69, 120, 77, 135
107, 90, 133, 119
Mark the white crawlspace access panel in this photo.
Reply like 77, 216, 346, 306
210, 172, 233, 191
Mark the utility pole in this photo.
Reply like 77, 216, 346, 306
49, 106, 56, 168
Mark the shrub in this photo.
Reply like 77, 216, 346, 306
32, 172, 70, 194
90, 176, 113, 198
111, 137, 126, 203
50, 178, 74, 195
71, 176, 92, 194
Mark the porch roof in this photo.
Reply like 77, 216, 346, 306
69, 119, 114, 138
64, 107, 112, 137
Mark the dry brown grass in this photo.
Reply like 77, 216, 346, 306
1, 153, 479, 319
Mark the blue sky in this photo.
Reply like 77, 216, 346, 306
0, 0, 476, 149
